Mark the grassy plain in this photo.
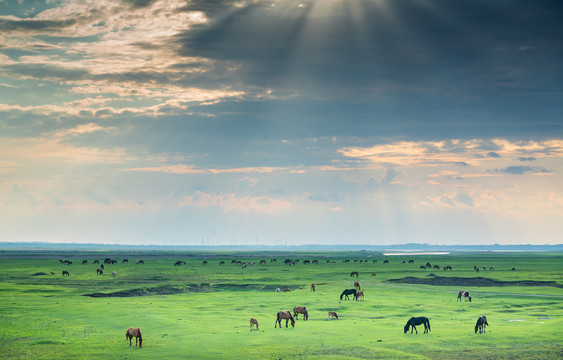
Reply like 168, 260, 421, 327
0, 250, 562, 359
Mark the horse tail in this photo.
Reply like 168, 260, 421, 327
427, 319, 431, 332
138, 328, 142, 340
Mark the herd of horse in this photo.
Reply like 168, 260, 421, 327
56, 256, 490, 349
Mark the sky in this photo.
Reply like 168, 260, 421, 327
0, 0, 562, 246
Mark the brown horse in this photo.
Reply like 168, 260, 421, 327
282, 288, 291, 292
353, 281, 361, 291
355, 291, 364, 301
457, 290, 464, 302
250, 318, 259, 331
293, 306, 309, 321
275, 311, 295, 328
62, 270, 70, 276
125, 327, 142, 348
311, 283, 316, 292
97, 268, 103, 275
327, 311, 338, 320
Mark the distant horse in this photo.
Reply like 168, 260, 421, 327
97, 268, 103, 275
408, 260, 414, 263
50, 272, 55, 276
311, 283, 316, 292
100, 264, 104, 270
350, 271, 359, 277
475, 315, 489, 334
122, 259, 128, 263
202, 261, 207, 266
420, 266, 427, 270
457, 290, 464, 301
93, 260, 99, 264
353, 281, 361, 291
112, 271, 116, 277
82, 260, 88, 265
371, 273, 376, 277
404, 317, 431, 334
136, 260, 144, 264
340, 288, 357, 300
174, 261, 185, 266
282, 288, 291, 292
293, 306, 309, 320
433, 265, 440, 270
275, 311, 295, 328
250, 318, 259, 331
327, 311, 338, 320
125, 327, 142, 348
275, 288, 281, 292
355, 291, 364, 301
463, 291, 471, 302
383, 260, 389, 264
62, 270, 70, 276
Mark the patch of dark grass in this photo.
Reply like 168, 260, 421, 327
386, 275, 563, 288
82, 283, 211, 297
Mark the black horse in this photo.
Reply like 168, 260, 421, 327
340, 289, 357, 300
475, 315, 489, 334
404, 317, 431, 334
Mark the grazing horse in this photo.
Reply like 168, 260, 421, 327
174, 261, 185, 266
82, 260, 88, 265
311, 283, 316, 292
275, 288, 281, 292
293, 306, 309, 321
250, 318, 259, 331
475, 315, 489, 334
371, 273, 376, 277
202, 261, 207, 266
112, 271, 116, 277
355, 291, 364, 301
404, 317, 431, 334
457, 290, 464, 301
97, 268, 103, 275
275, 311, 295, 328
353, 281, 361, 291
463, 291, 471, 302
420, 266, 427, 270
282, 288, 291, 292
340, 288, 357, 300
62, 270, 70, 276
350, 271, 359, 277
50, 272, 55, 276
327, 311, 338, 320
125, 327, 142, 348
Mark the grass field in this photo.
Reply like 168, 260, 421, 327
0, 250, 562, 359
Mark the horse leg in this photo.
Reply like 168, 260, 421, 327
285, 319, 289, 328
412, 325, 417, 334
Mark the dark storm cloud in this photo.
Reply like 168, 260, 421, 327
171, 0, 563, 140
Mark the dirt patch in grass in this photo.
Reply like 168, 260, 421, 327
386, 275, 563, 288
82, 283, 211, 297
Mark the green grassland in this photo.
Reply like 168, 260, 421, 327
0, 251, 562, 359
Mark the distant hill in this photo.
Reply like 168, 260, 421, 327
0, 241, 561, 252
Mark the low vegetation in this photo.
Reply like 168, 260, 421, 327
0, 250, 561, 359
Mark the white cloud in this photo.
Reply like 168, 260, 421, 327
179, 191, 291, 214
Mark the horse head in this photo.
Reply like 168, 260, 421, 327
404, 324, 410, 333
